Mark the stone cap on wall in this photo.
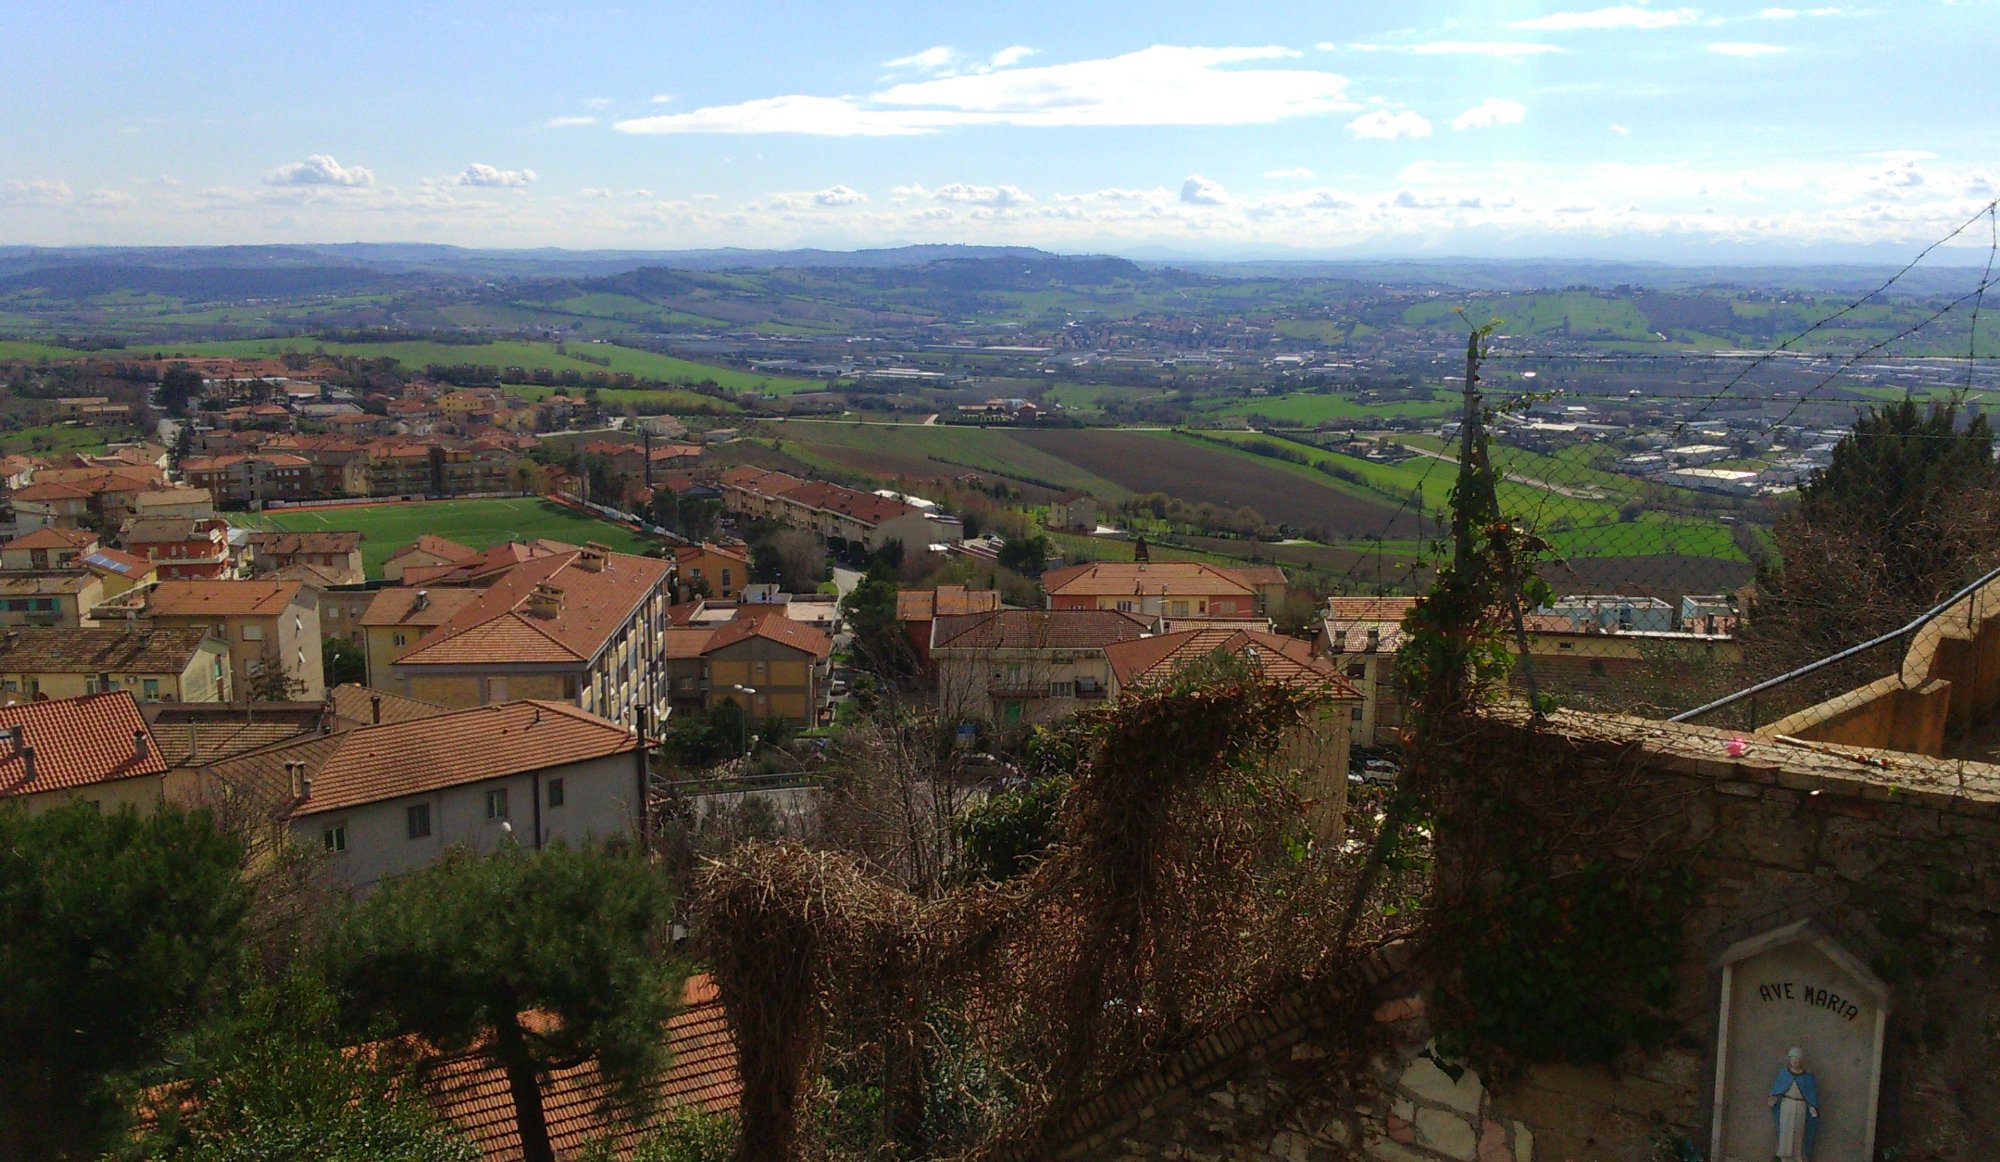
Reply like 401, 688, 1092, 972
1486, 706, 2000, 821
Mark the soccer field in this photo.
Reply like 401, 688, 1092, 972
232, 497, 659, 577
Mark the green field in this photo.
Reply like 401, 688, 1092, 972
131, 338, 825, 395
230, 497, 658, 577
498, 382, 740, 414
0, 422, 118, 457
0, 339, 100, 361
1205, 388, 1460, 425
765, 420, 1131, 496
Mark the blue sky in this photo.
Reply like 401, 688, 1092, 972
2, 0, 1994, 261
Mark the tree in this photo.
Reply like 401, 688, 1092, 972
842, 566, 914, 679
146, 971, 478, 1162
996, 533, 1050, 576
678, 499, 722, 542
244, 651, 310, 702
1752, 399, 2000, 667
0, 802, 249, 1158
648, 487, 680, 532
158, 364, 204, 416
323, 636, 366, 688
327, 845, 687, 1162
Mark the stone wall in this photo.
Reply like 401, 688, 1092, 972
1037, 709, 2000, 1162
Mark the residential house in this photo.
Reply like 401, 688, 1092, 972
181, 453, 318, 505
80, 546, 158, 598
263, 435, 371, 496
674, 542, 750, 600
0, 626, 232, 704
357, 586, 484, 688
382, 533, 476, 582
35, 465, 169, 526
121, 579, 326, 700
247, 530, 365, 587
0, 572, 105, 628
1042, 561, 1264, 618
8, 480, 94, 530
931, 608, 1152, 726
897, 585, 1003, 672
129, 487, 218, 521
719, 467, 964, 551
386, 543, 675, 730
1104, 626, 1359, 838
1048, 491, 1100, 532
0, 526, 99, 571
1317, 597, 1417, 747
206, 699, 649, 894
699, 610, 833, 728
121, 516, 234, 580
0, 692, 170, 814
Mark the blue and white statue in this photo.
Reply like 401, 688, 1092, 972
1766, 1046, 1819, 1161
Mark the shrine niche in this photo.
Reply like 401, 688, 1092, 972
1710, 920, 1888, 1162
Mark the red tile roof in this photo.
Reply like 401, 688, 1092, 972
246, 530, 363, 555
384, 534, 477, 565
3, 526, 99, 551
394, 549, 672, 668
1324, 597, 1420, 622
700, 609, 832, 659
207, 699, 641, 818
897, 585, 1002, 622
933, 608, 1153, 651
0, 692, 168, 798
146, 579, 307, 618
1043, 562, 1259, 599
421, 975, 738, 1160
359, 586, 483, 628
1105, 628, 1361, 698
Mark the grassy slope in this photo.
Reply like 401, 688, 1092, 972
1205, 389, 1460, 424
229, 497, 656, 577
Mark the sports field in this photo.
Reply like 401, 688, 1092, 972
230, 497, 658, 577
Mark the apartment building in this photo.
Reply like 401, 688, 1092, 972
0, 692, 170, 814
719, 467, 964, 551
1317, 597, 1418, 747
247, 531, 365, 587
931, 608, 1150, 726
0, 626, 232, 703
121, 516, 234, 581
1042, 561, 1268, 619
385, 543, 675, 731
180, 453, 318, 506
120, 579, 326, 700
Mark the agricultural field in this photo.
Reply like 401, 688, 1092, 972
229, 497, 657, 577
498, 383, 740, 414
1203, 388, 1460, 425
133, 338, 824, 395
0, 421, 117, 457
0, 339, 100, 361
1010, 429, 1430, 542
1406, 292, 1658, 342
764, 420, 1128, 496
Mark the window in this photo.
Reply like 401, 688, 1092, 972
406, 803, 432, 839
142, 678, 160, 699
241, 624, 263, 641
392, 631, 408, 647
485, 788, 509, 820
721, 568, 733, 591
547, 778, 565, 808
1345, 663, 1367, 680
1049, 681, 1075, 698
487, 677, 508, 702
1115, 600, 1135, 612
322, 826, 346, 853
1350, 706, 1365, 722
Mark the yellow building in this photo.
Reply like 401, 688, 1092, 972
387, 543, 676, 731
674, 542, 750, 600
700, 611, 833, 728
0, 626, 232, 703
357, 587, 484, 688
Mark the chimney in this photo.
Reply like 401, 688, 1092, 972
370, 694, 382, 724
1365, 627, 1381, 653
287, 760, 305, 799
578, 542, 610, 573
412, 589, 429, 612
529, 582, 565, 619
1333, 628, 1348, 653
133, 729, 149, 763
20, 746, 34, 783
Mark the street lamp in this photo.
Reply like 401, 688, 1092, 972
730, 685, 756, 757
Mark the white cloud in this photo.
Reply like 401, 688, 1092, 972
584, 97, 614, 109
1346, 110, 1433, 140
1265, 167, 1314, 178
813, 185, 869, 206
1612, 123, 1632, 136
1180, 175, 1231, 205
457, 163, 537, 188
990, 45, 1036, 68
77, 189, 134, 208
897, 182, 1032, 207
1707, 41, 1789, 55
1759, 6, 1849, 17
579, 188, 616, 198
545, 115, 598, 128
885, 45, 958, 71
1347, 40, 1568, 57
0, 179, 74, 206
616, 45, 1357, 136
1510, 6, 1702, 31
1452, 98, 1526, 130
263, 154, 374, 187
649, 94, 675, 104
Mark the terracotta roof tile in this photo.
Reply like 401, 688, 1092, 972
1043, 562, 1259, 599
395, 549, 672, 668
0, 692, 167, 798
421, 976, 738, 1160
1105, 628, 1361, 698
246, 530, 363, 555
359, 586, 483, 628
0, 626, 216, 674
933, 608, 1153, 652
700, 610, 832, 659
327, 683, 453, 729
3, 527, 99, 551
1324, 597, 1420, 622
147, 579, 305, 618
662, 627, 717, 659
206, 699, 640, 818
384, 534, 477, 565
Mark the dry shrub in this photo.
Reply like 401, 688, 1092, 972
698, 669, 1397, 1161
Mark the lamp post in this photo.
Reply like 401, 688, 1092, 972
730, 685, 756, 757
